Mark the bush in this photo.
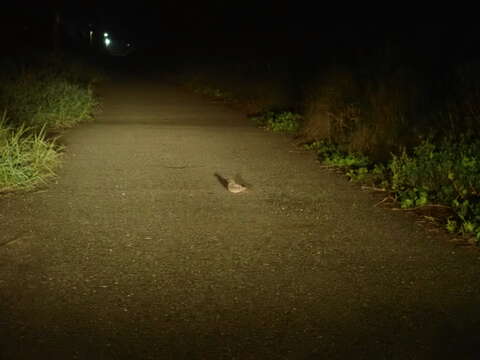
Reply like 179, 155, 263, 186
0, 52, 102, 193
306, 137, 480, 242
0, 71, 97, 130
0, 52, 106, 86
390, 137, 480, 239
250, 111, 302, 133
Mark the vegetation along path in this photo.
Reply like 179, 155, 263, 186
1, 75, 480, 360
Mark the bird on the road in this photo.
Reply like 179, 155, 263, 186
214, 173, 247, 193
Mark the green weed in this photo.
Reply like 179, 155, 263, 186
304, 139, 370, 168
305, 137, 480, 242
390, 137, 480, 241
251, 111, 302, 133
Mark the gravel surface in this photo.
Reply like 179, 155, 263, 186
1, 76, 480, 360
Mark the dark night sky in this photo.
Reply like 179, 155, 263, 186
2, 2, 479, 62
68, 3, 480, 57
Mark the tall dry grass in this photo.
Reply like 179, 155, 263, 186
300, 49, 480, 160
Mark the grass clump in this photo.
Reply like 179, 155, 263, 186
0, 116, 61, 192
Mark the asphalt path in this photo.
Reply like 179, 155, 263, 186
1, 75, 480, 359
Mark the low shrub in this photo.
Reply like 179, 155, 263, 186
305, 137, 480, 242
250, 110, 302, 133
389, 136, 480, 239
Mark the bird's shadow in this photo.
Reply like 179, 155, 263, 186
214, 172, 251, 190
214, 172, 229, 189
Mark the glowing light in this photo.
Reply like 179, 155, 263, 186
104, 38, 111, 47
104, 32, 109, 38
